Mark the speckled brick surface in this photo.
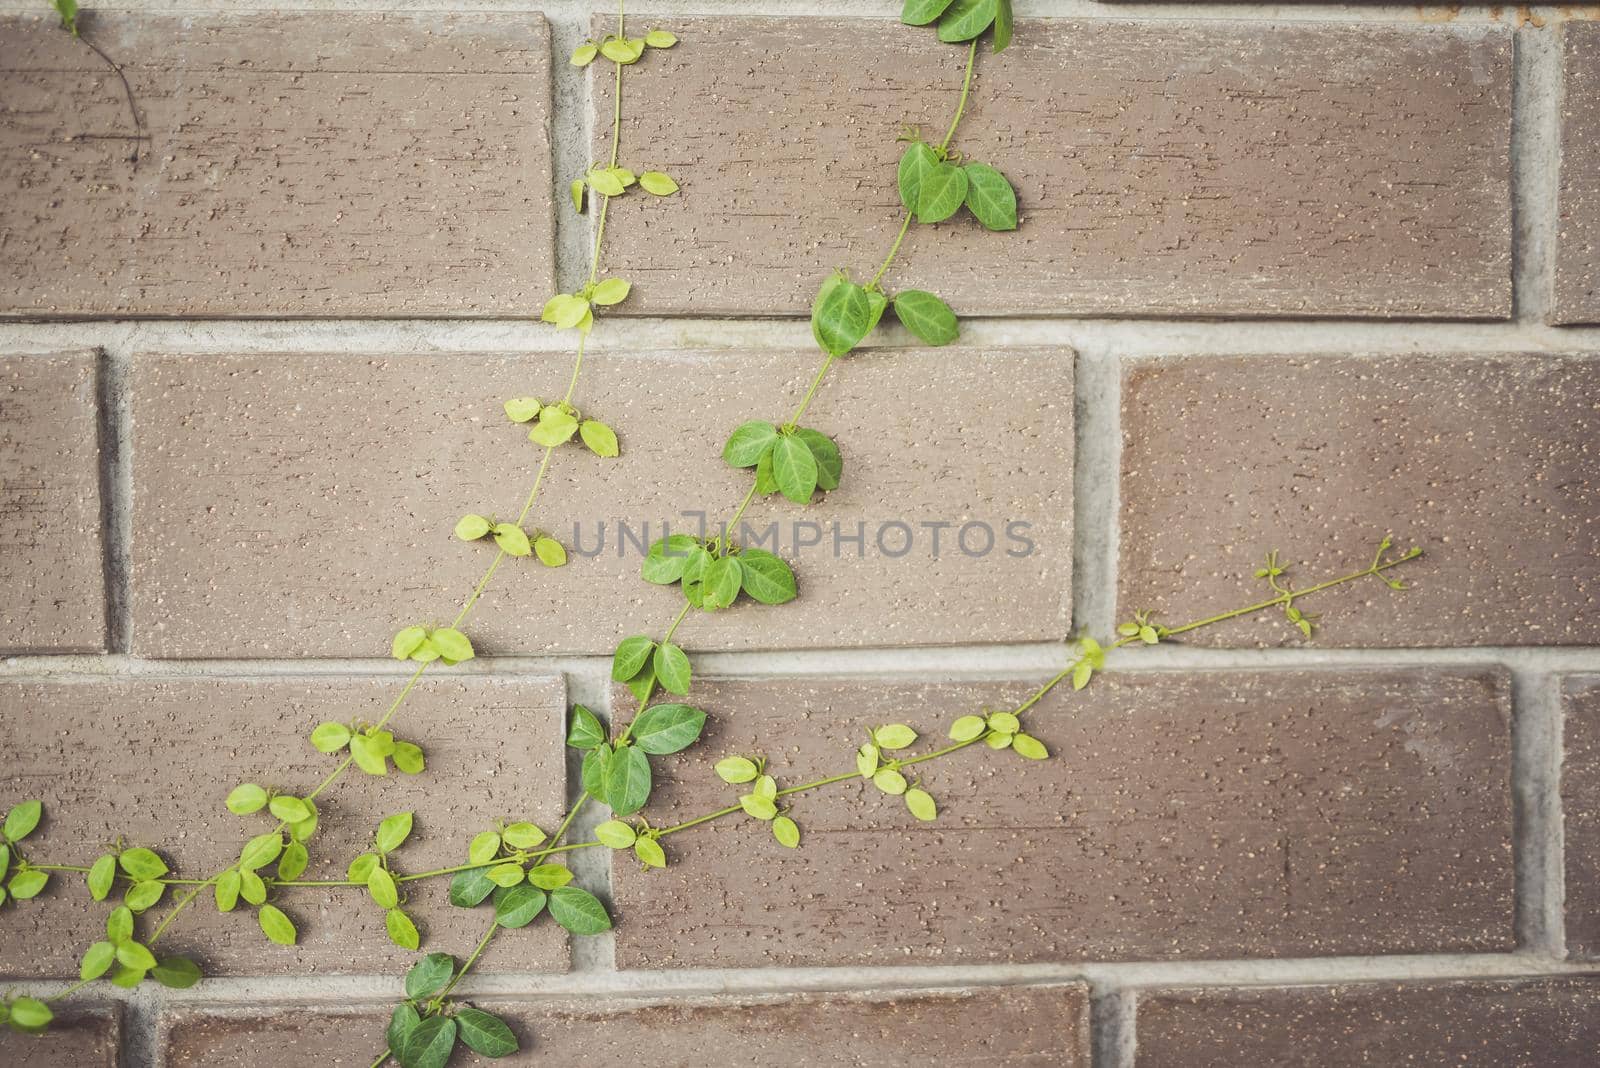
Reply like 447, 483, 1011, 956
0, 352, 105, 652
0, 13, 553, 317
1556, 24, 1600, 323
0, 1006, 119, 1067
612, 669, 1511, 968
1561, 674, 1600, 957
1118, 354, 1600, 647
593, 18, 1511, 319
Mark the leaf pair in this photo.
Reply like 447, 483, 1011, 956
641, 534, 799, 613
392, 625, 475, 667
724, 420, 843, 507
76, 905, 200, 992
580, 704, 705, 816
902, 0, 1014, 52
899, 142, 1017, 230
455, 515, 569, 566
611, 635, 693, 697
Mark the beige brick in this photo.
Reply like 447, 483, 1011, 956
0, 1006, 119, 1068
1556, 25, 1600, 323
1135, 979, 1600, 1067
162, 986, 1090, 1066
1562, 674, 1600, 957
0, 13, 553, 317
612, 669, 1511, 968
128, 348, 1071, 657
0, 675, 569, 977
0, 353, 105, 652
593, 18, 1510, 320
1118, 355, 1600, 647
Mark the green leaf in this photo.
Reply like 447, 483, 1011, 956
580, 419, 620, 457
405, 952, 456, 999
874, 724, 918, 750
631, 703, 706, 755
893, 290, 960, 345
375, 812, 414, 854
268, 795, 310, 824
491, 522, 531, 557
348, 853, 380, 884
310, 721, 352, 753
652, 641, 692, 695
449, 868, 496, 908
992, 0, 1013, 51
569, 177, 586, 212
9, 868, 47, 899
429, 627, 474, 663
7, 996, 52, 1031
106, 906, 134, 944
88, 853, 116, 901
400, 1016, 458, 1068
386, 907, 420, 950
0, 843, 7, 881
368, 868, 399, 909
503, 396, 541, 423
393, 742, 425, 775
857, 743, 880, 778
639, 170, 679, 195
916, 162, 968, 223
239, 832, 283, 871
611, 635, 657, 681
530, 405, 580, 446
772, 816, 801, 848
591, 277, 631, 306
905, 788, 938, 821
633, 837, 667, 868
739, 794, 777, 820
457, 1006, 520, 1057
902, 0, 956, 25
792, 428, 842, 491
569, 43, 598, 67
715, 756, 759, 784
600, 37, 644, 65
454, 513, 491, 542
641, 535, 700, 585
604, 745, 652, 816
1012, 732, 1049, 760
486, 863, 525, 888
701, 555, 743, 610
257, 904, 297, 946
225, 783, 268, 815
737, 549, 797, 605
754, 449, 778, 496
865, 286, 889, 338
949, 715, 986, 741
722, 420, 779, 468
772, 434, 819, 505
581, 745, 613, 804
3, 800, 42, 841
986, 711, 1020, 734
119, 847, 168, 881
567, 704, 606, 749
873, 768, 909, 795
528, 863, 574, 890
239, 870, 267, 906
277, 842, 309, 882
548, 886, 612, 935
811, 273, 873, 357
214, 870, 241, 912
535, 537, 567, 567
108, 964, 146, 989
80, 941, 116, 981
595, 819, 637, 848
938, 0, 998, 42
1071, 660, 1093, 690
897, 141, 939, 210
468, 832, 502, 866
388, 1003, 422, 1060
124, 880, 164, 912
391, 625, 428, 661
587, 165, 625, 195
963, 162, 1017, 231
151, 956, 202, 990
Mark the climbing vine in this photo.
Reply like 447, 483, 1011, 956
3, 4, 1426, 1068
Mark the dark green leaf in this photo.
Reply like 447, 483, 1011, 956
548, 886, 612, 935
640, 535, 700, 585
492, 884, 548, 929
604, 745, 652, 816
897, 141, 939, 211
387, 1003, 421, 1060
404, 952, 455, 1000
792, 428, 842, 490
754, 448, 779, 496
893, 289, 960, 345
916, 162, 968, 223
456, 1006, 519, 1058
652, 641, 691, 696
624, 663, 657, 706
610, 635, 656, 681
902, 0, 956, 24
566, 704, 605, 749
581, 744, 613, 805
992, 0, 1013, 51
399, 1015, 457, 1068
811, 273, 873, 357
631, 703, 707, 755
722, 421, 779, 468
448, 868, 496, 909
151, 956, 202, 989
865, 287, 889, 337
938, 0, 998, 42
737, 549, 798, 605
963, 162, 1017, 231
772, 434, 819, 504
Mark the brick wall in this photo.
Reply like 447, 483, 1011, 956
2, 3, 1599, 1066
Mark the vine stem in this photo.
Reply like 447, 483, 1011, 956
938, 39, 979, 154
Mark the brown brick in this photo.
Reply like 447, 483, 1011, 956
1561, 674, 1600, 956
1557, 25, 1600, 323
0, 13, 552, 317
0, 675, 569, 977
162, 986, 1089, 1066
0, 1006, 119, 1068
0, 353, 105, 652
1135, 978, 1600, 1067
1118, 354, 1600, 647
128, 348, 1071, 657
593, 18, 1510, 320
612, 669, 1511, 969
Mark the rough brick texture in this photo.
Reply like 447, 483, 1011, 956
128, 348, 1071, 658
0, 353, 105, 652
0, 1006, 119, 1067
612, 669, 1511, 969
162, 986, 1090, 1066
0, 675, 569, 977
1119, 354, 1600, 647
594, 18, 1511, 319
1135, 978, 1600, 1067
0, 13, 553, 317
1556, 24, 1600, 323
1561, 674, 1600, 957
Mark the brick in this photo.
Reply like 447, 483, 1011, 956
1135, 978, 1600, 1067
1561, 674, 1600, 956
0, 675, 568, 977
1118, 354, 1600, 647
0, 352, 105, 652
0, 1006, 119, 1067
0, 13, 552, 317
593, 18, 1510, 320
162, 986, 1090, 1066
1556, 25, 1600, 323
613, 669, 1511, 968
128, 348, 1071, 657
